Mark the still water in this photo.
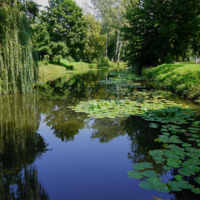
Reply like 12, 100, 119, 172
0, 68, 200, 199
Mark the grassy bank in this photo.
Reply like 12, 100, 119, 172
143, 62, 200, 103
38, 59, 126, 83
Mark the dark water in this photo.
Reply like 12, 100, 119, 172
0, 68, 200, 199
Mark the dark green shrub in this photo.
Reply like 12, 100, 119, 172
163, 53, 173, 64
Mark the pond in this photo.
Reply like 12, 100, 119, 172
1, 67, 200, 200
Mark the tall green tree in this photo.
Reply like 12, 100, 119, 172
34, 0, 88, 63
84, 14, 106, 62
122, 0, 200, 68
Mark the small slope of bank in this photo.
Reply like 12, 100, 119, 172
143, 62, 200, 103
38, 59, 126, 83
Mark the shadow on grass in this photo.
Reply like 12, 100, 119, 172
49, 61, 74, 70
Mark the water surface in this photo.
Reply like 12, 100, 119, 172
1, 68, 200, 199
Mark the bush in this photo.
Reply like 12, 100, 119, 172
43, 55, 50, 65
91, 58, 98, 64
98, 56, 111, 67
66, 56, 75, 63
163, 53, 173, 64
89, 64, 97, 69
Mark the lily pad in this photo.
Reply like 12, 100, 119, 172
178, 168, 195, 176
139, 181, 154, 190
133, 162, 153, 170
143, 170, 158, 178
195, 177, 200, 184
182, 143, 192, 147
191, 187, 200, 194
174, 175, 183, 181
162, 166, 171, 170
128, 170, 143, 179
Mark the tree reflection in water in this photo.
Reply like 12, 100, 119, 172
90, 117, 126, 143
0, 94, 50, 199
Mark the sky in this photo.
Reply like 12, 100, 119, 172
37, 0, 92, 9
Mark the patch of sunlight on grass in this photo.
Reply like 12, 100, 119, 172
143, 63, 200, 102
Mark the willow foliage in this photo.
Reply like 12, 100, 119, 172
0, 2, 37, 94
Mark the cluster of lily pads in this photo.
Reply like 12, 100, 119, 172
128, 108, 200, 194
67, 98, 191, 120
67, 70, 200, 194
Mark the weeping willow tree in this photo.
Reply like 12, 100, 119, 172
0, 0, 38, 94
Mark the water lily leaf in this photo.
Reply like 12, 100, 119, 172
143, 170, 158, 178
182, 143, 192, 147
178, 168, 195, 176
162, 132, 170, 136
162, 166, 171, 170
167, 181, 182, 192
155, 183, 170, 193
139, 181, 154, 190
133, 162, 153, 170
162, 144, 171, 148
153, 156, 165, 162
149, 150, 163, 157
164, 151, 180, 160
177, 180, 193, 189
187, 138, 196, 141
174, 175, 183, 181
167, 161, 181, 168
128, 170, 143, 179
185, 147, 196, 152
195, 177, 200, 184
191, 187, 200, 194
192, 134, 199, 138
146, 177, 162, 183
167, 158, 181, 164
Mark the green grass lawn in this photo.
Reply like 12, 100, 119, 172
143, 62, 200, 103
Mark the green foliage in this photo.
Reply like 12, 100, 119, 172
0, 3, 37, 94
43, 55, 50, 65
98, 56, 111, 67
122, 0, 200, 69
143, 63, 200, 102
89, 64, 98, 69
163, 53, 174, 64
66, 56, 75, 63
91, 59, 98, 64
34, 0, 88, 63
84, 14, 106, 62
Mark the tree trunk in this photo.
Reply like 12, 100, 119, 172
115, 31, 119, 62
105, 31, 108, 57
176, 55, 179, 62
115, 1, 121, 62
182, 53, 186, 61
118, 40, 122, 62
123, 41, 125, 57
